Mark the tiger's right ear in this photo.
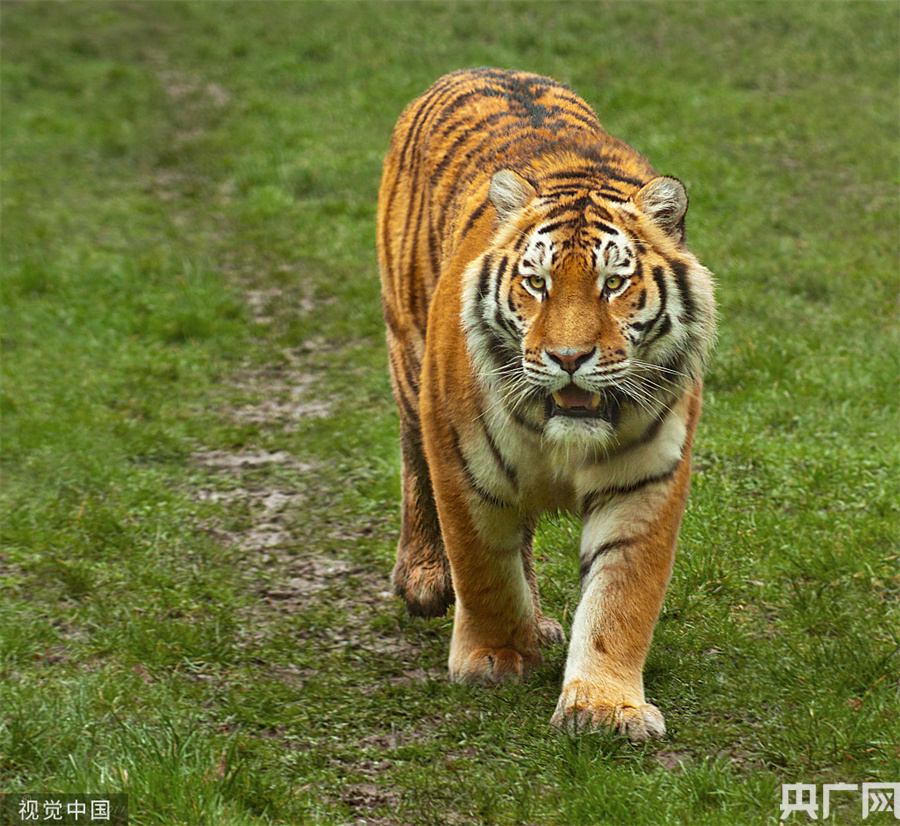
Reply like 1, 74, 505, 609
489, 169, 537, 222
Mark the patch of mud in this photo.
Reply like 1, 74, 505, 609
184, 234, 438, 767
245, 287, 318, 325
158, 69, 229, 108
229, 370, 333, 427
285, 338, 345, 358
234, 397, 332, 426
357, 715, 449, 753
338, 783, 404, 826
655, 750, 692, 771
191, 435, 399, 628
0, 551, 19, 579
192, 449, 315, 472
262, 557, 361, 599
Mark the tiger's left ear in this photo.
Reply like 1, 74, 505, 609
489, 169, 537, 222
634, 176, 689, 244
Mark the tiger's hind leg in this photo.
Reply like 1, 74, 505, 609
387, 333, 454, 618
393, 417, 453, 617
521, 522, 566, 647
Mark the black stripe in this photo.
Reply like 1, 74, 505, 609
429, 88, 483, 132
580, 489, 608, 516
511, 406, 543, 434
394, 377, 418, 430
430, 111, 512, 184
605, 459, 681, 497
459, 198, 489, 245
402, 186, 427, 325
585, 218, 620, 237
581, 458, 681, 517
512, 228, 535, 253
535, 218, 571, 236
545, 196, 592, 219
640, 266, 669, 340
541, 186, 585, 198
596, 189, 628, 203
449, 426, 513, 509
645, 313, 672, 346
492, 257, 521, 342
495, 255, 510, 282
635, 409, 668, 447
476, 255, 493, 300
553, 108, 601, 132
475, 312, 516, 371
482, 420, 518, 488
426, 219, 441, 282
579, 540, 628, 582
396, 76, 455, 169
669, 259, 698, 325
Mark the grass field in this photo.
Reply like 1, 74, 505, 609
1, 2, 898, 824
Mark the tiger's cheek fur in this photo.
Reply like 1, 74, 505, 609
377, 68, 716, 741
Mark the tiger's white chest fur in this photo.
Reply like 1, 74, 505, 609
473, 376, 689, 517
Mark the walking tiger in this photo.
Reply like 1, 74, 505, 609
377, 68, 716, 740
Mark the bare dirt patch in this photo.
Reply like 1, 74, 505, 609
229, 365, 333, 428
192, 449, 315, 472
158, 69, 230, 109
654, 749, 692, 771
189, 347, 403, 635
262, 557, 361, 599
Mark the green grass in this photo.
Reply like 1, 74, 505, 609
2, 2, 897, 824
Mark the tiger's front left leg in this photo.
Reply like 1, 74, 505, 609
550, 457, 692, 741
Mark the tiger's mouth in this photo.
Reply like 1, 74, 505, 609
545, 384, 621, 425
547, 384, 602, 418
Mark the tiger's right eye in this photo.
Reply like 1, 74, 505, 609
525, 274, 546, 292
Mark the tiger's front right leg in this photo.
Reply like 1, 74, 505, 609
446, 504, 544, 683
425, 436, 543, 683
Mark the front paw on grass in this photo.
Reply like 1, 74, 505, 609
550, 697, 666, 742
450, 646, 542, 684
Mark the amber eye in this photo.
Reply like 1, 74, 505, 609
525, 274, 547, 292
605, 274, 626, 291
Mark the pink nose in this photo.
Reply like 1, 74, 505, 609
546, 348, 595, 374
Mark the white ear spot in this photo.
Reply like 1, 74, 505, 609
634, 176, 688, 242
490, 169, 537, 222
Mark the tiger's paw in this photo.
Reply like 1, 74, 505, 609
391, 558, 454, 618
449, 646, 542, 685
537, 614, 566, 647
550, 682, 666, 742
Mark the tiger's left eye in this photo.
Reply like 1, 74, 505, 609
605, 274, 626, 291
525, 274, 547, 292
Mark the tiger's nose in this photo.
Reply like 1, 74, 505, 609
546, 347, 595, 374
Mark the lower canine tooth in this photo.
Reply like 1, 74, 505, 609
589, 394, 601, 409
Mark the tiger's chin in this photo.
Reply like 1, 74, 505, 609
542, 410, 618, 467
537, 385, 619, 461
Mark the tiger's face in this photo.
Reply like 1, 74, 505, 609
464, 170, 714, 454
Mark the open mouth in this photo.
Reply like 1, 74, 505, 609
546, 384, 602, 419
545, 384, 622, 426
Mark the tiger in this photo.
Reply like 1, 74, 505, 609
376, 68, 716, 740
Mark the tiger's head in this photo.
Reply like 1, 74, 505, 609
463, 166, 716, 457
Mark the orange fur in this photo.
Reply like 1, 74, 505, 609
377, 69, 716, 739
